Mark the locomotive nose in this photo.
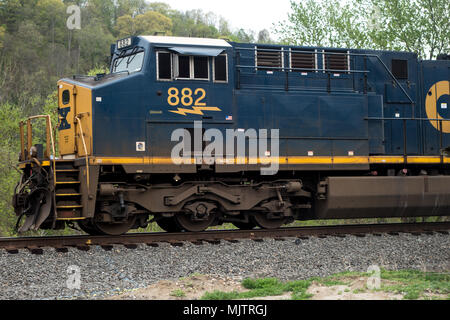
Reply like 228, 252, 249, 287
57, 81, 93, 159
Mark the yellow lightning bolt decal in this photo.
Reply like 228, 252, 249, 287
169, 106, 222, 116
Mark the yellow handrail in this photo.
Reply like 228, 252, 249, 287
75, 115, 90, 194
19, 115, 58, 220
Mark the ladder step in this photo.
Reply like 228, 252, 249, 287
55, 181, 80, 185
56, 169, 79, 173
57, 205, 83, 209
56, 193, 82, 197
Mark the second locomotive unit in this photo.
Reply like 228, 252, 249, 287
12, 35, 450, 235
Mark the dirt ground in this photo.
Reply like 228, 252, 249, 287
306, 277, 404, 300
108, 274, 424, 300
109, 275, 245, 300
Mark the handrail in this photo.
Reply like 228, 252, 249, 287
234, 47, 415, 110
74, 115, 90, 194
19, 114, 56, 161
19, 115, 58, 223
235, 65, 368, 74
365, 116, 449, 163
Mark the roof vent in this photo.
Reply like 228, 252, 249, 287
437, 54, 450, 60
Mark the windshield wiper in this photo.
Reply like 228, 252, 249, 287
126, 47, 141, 68
113, 50, 127, 71
111, 70, 130, 76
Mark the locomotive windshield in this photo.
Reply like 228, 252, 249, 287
112, 49, 145, 74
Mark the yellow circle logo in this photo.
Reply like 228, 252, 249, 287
426, 80, 450, 133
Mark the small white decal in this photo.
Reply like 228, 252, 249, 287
96, 97, 102, 102
136, 142, 145, 152
441, 103, 447, 109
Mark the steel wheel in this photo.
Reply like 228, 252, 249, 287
251, 212, 286, 229
92, 216, 137, 236
175, 213, 216, 232
156, 217, 182, 233
77, 220, 102, 236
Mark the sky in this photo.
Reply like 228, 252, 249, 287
161, 0, 293, 35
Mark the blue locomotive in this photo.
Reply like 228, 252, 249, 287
12, 36, 450, 235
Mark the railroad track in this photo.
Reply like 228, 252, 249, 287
1, 222, 449, 255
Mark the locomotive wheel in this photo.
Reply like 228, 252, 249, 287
175, 213, 216, 232
78, 220, 102, 236
156, 217, 182, 233
251, 212, 286, 229
92, 216, 137, 236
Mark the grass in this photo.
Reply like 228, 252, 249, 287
170, 289, 186, 298
378, 269, 450, 300
200, 269, 450, 300
201, 277, 313, 300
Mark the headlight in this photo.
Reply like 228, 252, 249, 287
29, 146, 37, 158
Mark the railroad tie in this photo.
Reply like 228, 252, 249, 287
5, 247, 19, 254
27, 246, 43, 255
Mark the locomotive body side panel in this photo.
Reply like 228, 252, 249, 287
421, 60, 450, 155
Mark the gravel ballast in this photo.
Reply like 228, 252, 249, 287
0, 232, 449, 300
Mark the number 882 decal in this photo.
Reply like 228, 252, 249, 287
167, 87, 221, 116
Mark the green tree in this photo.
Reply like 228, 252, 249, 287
368, 0, 450, 59
75, 20, 115, 71
275, 0, 366, 48
0, 25, 5, 49
147, 1, 173, 16
170, 9, 220, 38
0, 102, 22, 236
257, 29, 272, 44
115, 11, 173, 37
276, 0, 450, 59
232, 28, 255, 43
114, 0, 148, 19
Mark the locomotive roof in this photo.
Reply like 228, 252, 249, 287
140, 36, 232, 48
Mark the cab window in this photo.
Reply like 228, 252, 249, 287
213, 54, 228, 82
112, 49, 145, 74
157, 51, 172, 80
157, 52, 214, 81
175, 55, 209, 80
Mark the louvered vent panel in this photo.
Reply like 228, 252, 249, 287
325, 51, 348, 73
257, 48, 282, 69
291, 51, 315, 70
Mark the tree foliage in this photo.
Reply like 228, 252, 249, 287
275, 0, 450, 59
115, 11, 173, 38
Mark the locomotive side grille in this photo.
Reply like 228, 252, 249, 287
257, 47, 282, 70
291, 51, 316, 70
325, 51, 349, 73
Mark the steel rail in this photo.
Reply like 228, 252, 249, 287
1, 222, 449, 254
